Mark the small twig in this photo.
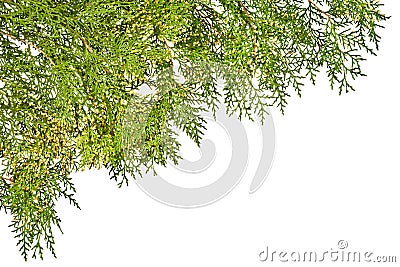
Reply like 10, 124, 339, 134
62, 21, 110, 75
2, 176, 14, 184
238, 1, 255, 28
159, 36, 174, 67
238, 1, 258, 55
80, 36, 94, 53
79, 36, 112, 74
308, 0, 331, 20
0, 29, 55, 66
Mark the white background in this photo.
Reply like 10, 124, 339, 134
1, 1, 399, 266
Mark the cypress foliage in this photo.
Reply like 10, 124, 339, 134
0, 0, 388, 260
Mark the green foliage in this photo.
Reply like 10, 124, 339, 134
0, 0, 388, 260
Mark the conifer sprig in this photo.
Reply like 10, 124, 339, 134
0, 0, 389, 260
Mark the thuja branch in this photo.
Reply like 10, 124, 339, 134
0, 0, 389, 261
